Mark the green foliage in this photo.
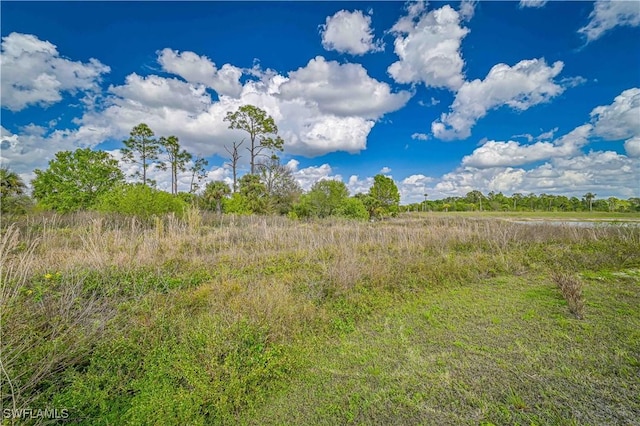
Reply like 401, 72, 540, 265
32, 148, 124, 213
94, 183, 187, 218
224, 105, 284, 174
202, 180, 231, 213
1, 167, 31, 214
239, 174, 269, 214
334, 197, 369, 220
303, 180, 349, 218
369, 174, 400, 218
121, 123, 161, 186
223, 193, 251, 215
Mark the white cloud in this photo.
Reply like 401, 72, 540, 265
590, 87, 640, 141
579, 0, 640, 43
380, 166, 392, 174
0, 32, 110, 111
459, 0, 477, 21
388, 4, 469, 91
462, 124, 593, 169
346, 175, 374, 195
289, 161, 342, 191
430, 145, 638, 200
411, 132, 429, 141
624, 137, 640, 158
432, 58, 566, 140
462, 140, 559, 168
76, 56, 406, 160
398, 174, 435, 203
279, 56, 412, 119
519, 0, 548, 9
536, 127, 559, 141
109, 73, 212, 113
157, 48, 243, 97
320, 9, 384, 55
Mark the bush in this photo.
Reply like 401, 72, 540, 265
335, 197, 369, 220
94, 183, 187, 218
551, 272, 585, 319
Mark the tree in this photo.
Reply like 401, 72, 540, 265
160, 135, 192, 195
512, 192, 523, 211
369, 174, 400, 218
188, 155, 209, 193
256, 155, 302, 214
121, 123, 161, 186
305, 180, 349, 218
225, 140, 244, 193
0, 167, 26, 198
0, 167, 30, 214
238, 174, 268, 214
203, 181, 231, 214
224, 105, 284, 174
583, 192, 596, 213
466, 190, 484, 211
32, 148, 124, 213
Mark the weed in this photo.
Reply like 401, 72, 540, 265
552, 272, 586, 319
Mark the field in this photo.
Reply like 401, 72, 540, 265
1, 211, 639, 425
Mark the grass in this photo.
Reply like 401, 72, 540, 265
1, 212, 639, 424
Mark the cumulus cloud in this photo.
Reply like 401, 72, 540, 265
461, 124, 592, 168
279, 56, 412, 119
435, 149, 637, 199
591, 87, 640, 141
519, 0, 548, 8
109, 73, 212, 113
73, 54, 410, 160
388, 4, 469, 91
0, 32, 110, 111
320, 9, 384, 55
380, 166, 392, 174
432, 58, 566, 140
157, 48, 243, 97
590, 87, 640, 158
624, 137, 640, 158
288, 160, 342, 191
578, 0, 640, 43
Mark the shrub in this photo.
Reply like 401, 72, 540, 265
335, 197, 369, 220
551, 272, 585, 319
94, 183, 187, 218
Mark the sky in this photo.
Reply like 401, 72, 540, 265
1, 0, 639, 203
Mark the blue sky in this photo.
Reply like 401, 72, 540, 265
1, 1, 639, 203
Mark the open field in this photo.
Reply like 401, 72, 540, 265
1, 212, 639, 425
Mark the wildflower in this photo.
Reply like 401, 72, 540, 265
44, 273, 53, 280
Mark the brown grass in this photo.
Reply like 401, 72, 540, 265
551, 271, 586, 319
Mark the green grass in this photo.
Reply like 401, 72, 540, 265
244, 272, 640, 425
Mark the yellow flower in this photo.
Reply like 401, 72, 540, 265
26, 290, 33, 295
44, 273, 53, 280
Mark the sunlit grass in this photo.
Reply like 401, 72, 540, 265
1, 212, 638, 424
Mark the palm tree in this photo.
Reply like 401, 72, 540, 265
0, 167, 26, 198
583, 192, 596, 213
203, 181, 231, 214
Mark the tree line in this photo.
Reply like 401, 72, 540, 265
1, 104, 638, 217
403, 190, 640, 213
